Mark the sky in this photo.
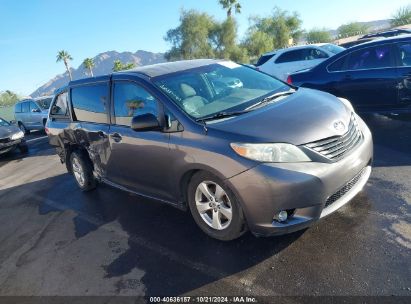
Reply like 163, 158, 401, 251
0, 0, 410, 96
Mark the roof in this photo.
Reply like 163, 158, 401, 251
262, 43, 331, 56
348, 34, 411, 49
117, 59, 222, 78
67, 59, 224, 88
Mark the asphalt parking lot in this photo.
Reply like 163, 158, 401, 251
0, 115, 410, 297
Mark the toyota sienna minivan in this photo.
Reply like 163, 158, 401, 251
46, 59, 373, 241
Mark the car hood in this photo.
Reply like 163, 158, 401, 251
0, 125, 21, 138
207, 88, 352, 145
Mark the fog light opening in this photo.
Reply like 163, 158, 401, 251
273, 209, 295, 223
274, 210, 288, 223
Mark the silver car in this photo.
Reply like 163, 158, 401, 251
14, 96, 53, 134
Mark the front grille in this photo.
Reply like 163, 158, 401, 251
305, 114, 362, 161
0, 137, 11, 144
325, 167, 367, 208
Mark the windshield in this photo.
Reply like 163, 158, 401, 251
37, 97, 52, 110
320, 44, 345, 54
153, 62, 289, 119
0, 117, 10, 127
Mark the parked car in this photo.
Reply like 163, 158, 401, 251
0, 116, 28, 155
339, 37, 381, 49
47, 59, 372, 241
255, 43, 345, 81
361, 28, 411, 39
15, 95, 53, 134
288, 35, 411, 113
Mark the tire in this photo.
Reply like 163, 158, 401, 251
187, 171, 247, 241
18, 122, 30, 135
69, 150, 96, 192
19, 143, 28, 153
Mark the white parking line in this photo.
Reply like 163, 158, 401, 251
26, 136, 48, 143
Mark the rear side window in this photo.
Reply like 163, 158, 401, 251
29, 101, 40, 112
15, 103, 22, 113
21, 102, 29, 113
396, 42, 411, 66
71, 83, 109, 124
256, 54, 275, 66
113, 82, 159, 127
345, 45, 394, 70
275, 50, 305, 63
304, 48, 329, 59
51, 92, 69, 117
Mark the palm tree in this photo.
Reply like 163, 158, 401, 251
82, 58, 95, 77
218, 0, 241, 17
56, 50, 73, 80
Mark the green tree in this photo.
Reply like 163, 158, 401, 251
391, 5, 411, 27
0, 90, 20, 107
164, 10, 216, 61
112, 60, 136, 72
242, 31, 274, 61
306, 28, 333, 43
56, 50, 73, 80
337, 22, 368, 38
82, 58, 95, 77
243, 7, 303, 58
211, 17, 248, 62
218, 0, 241, 17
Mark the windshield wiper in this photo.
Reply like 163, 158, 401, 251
246, 89, 295, 110
196, 110, 248, 122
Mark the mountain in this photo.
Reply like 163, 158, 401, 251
329, 19, 392, 37
31, 50, 166, 97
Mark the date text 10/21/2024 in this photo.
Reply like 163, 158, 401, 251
149, 296, 258, 303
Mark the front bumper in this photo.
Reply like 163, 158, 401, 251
227, 117, 373, 236
0, 139, 24, 154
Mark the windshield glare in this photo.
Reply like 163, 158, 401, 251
37, 98, 52, 110
0, 117, 10, 127
320, 44, 345, 54
154, 62, 288, 119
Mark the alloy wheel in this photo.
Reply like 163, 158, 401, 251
72, 157, 85, 187
194, 181, 232, 230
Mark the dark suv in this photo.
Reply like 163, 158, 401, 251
47, 59, 372, 241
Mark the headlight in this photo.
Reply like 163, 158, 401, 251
11, 131, 24, 140
230, 143, 311, 163
338, 97, 354, 112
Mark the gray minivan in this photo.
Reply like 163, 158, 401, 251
47, 59, 373, 241
15, 96, 53, 134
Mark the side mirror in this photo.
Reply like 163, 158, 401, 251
131, 113, 161, 131
31, 108, 41, 113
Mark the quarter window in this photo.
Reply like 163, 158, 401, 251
113, 82, 159, 127
328, 56, 347, 72
71, 84, 109, 124
51, 92, 69, 117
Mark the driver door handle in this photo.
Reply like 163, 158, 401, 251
110, 132, 122, 143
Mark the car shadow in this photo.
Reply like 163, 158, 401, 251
360, 113, 411, 167
0, 173, 304, 296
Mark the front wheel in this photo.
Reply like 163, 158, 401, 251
70, 151, 96, 192
18, 123, 30, 135
187, 172, 247, 241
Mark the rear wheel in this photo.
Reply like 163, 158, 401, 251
18, 122, 30, 135
70, 151, 96, 192
187, 172, 247, 241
